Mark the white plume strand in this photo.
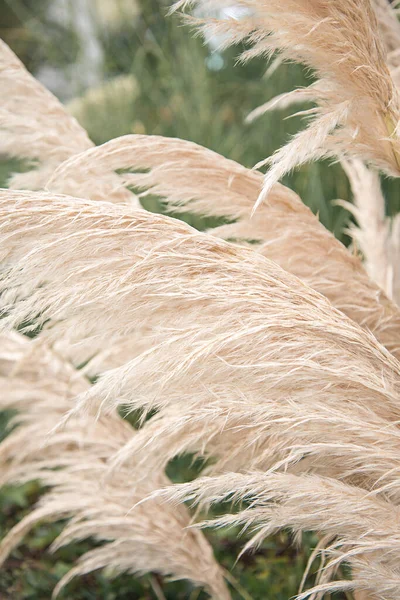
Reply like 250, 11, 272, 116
340, 160, 394, 298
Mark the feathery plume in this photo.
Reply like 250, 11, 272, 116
245, 1, 400, 119
0, 331, 229, 599
2, 192, 400, 501
3, 5, 400, 596
173, 0, 400, 205
1, 189, 399, 377
391, 213, 400, 304
345, 1, 400, 306
0, 40, 92, 190
245, 85, 320, 125
46, 136, 400, 359
340, 160, 394, 298
0, 41, 135, 205
158, 471, 400, 600
240, 2, 400, 307
372, 0, 400, 77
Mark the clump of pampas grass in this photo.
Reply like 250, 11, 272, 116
2, 1, 400, 599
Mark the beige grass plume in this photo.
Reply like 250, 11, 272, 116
46, 135, 400, 360
339, 160, 395, 300
244, 81, 400, 308
241, 0, 400, 306
0, 331, 229, 599
157, 471, 400, 600
0, 41, 137, 205
340, 1, 400, 305
2, 191, 400, 493
372, 0, 400, 82
5, 191, 400, 596
1, 189, 399, 381
173, 0, 400, 207
3, 4, 400, 597
0, 40, 92, 190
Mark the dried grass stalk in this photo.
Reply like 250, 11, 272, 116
391, 213, 400, 304
338, 159, 400, 309
340, 160, 394, 298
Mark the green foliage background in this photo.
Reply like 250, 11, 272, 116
0, 0, 395, 598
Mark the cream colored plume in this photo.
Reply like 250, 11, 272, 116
248, 0, 400, 121
339, 160, 400, 304
3, 6, 400, 596
46, 136, 400, 360
344, 0, 400, 305
0, 331, 229, 600
0, 40, 92, 190
391, 212, 400, 303
2, 191, 400, 495
0, 40, 136, 205
157, 471, 400, 600
239, 0, 400, 307
373, 0, 400, 80
173, 0, 400, 205
243, 86, 400, 308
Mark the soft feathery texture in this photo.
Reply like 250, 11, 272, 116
0, 40, 92, 190
246, 98, 400, 310
340, 160, 394, 298
5, 192, 400, 597
3, 5, 400, 597
245, 93, 400, 309
173, 0, 400, 205
391, 213, 400, 304
245, 83, 322, 125
2, 192, 400, 505
372, 0, 400, 80
0, 331, 229, 599
341, 0, 400, 306
1, 190, 399, 384
156, 471, 400, 600
338, 159, 400, 309
241, 0, 400, 307
0, 41, 136, 205
45, 135, 400, 360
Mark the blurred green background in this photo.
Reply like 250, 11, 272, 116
0, 0, 392, 598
